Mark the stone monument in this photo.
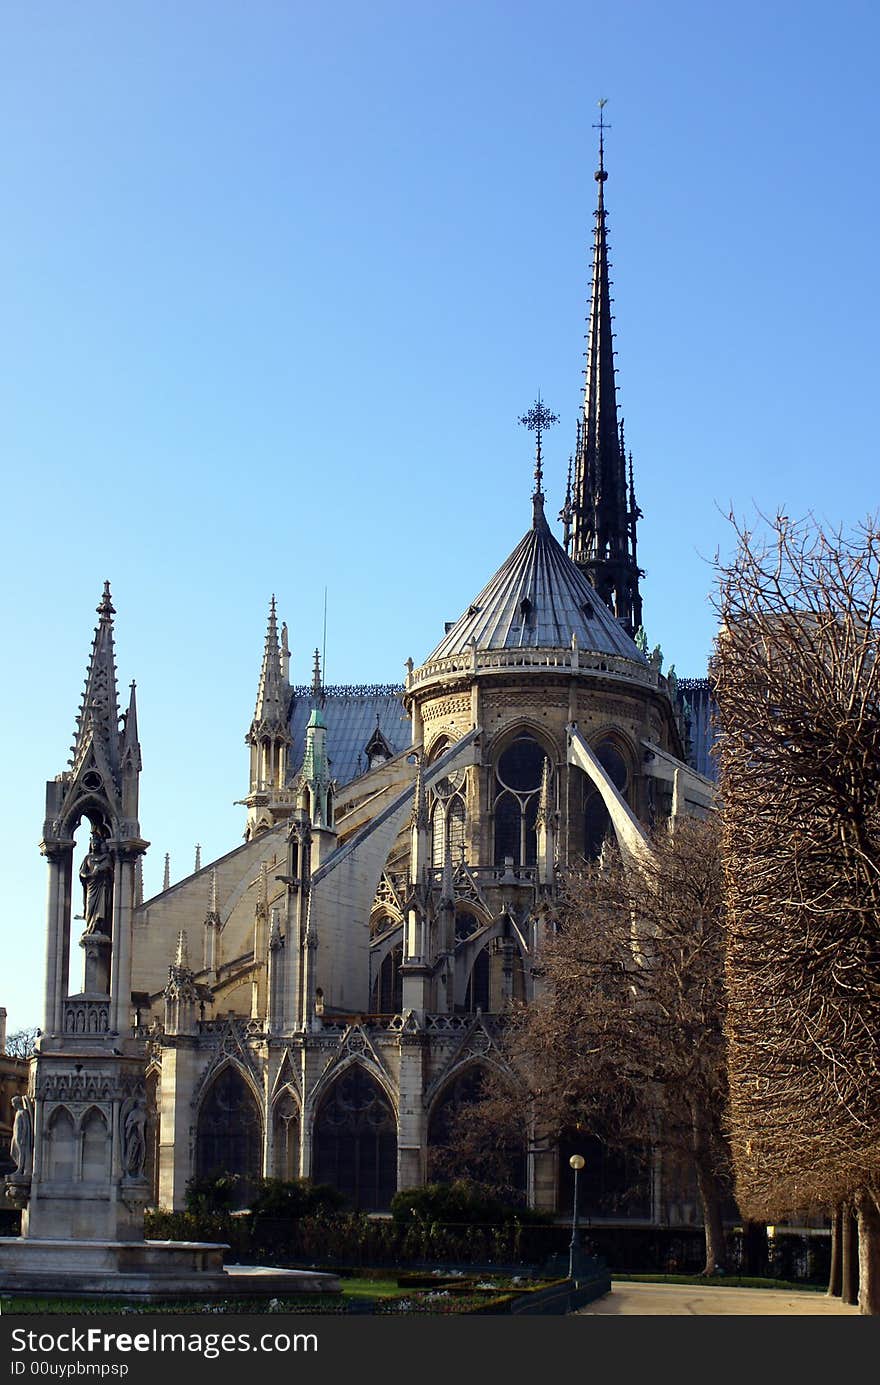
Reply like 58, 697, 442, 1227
0, 584, 337, 1299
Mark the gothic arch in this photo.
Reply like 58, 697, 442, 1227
370, 939, 403, 1014
193, 1051, 263, 1117
488, 725, 556, 869
370, 908, 403, 940
426, 1060, 526, 1192
60, 798, 115, 844
306, 1050, 398, 1124
454, 915, 529, 1011
79, 1106, 110, 1183
311, 1061, 398, 1211
45, 1106, 77, 1182
145, 1067, 160, 1206
425, 733, 453, 763
271, 1085, 301, 1181
424, 1042, 516, 1112
485, 720, 559, 765
195, 1062, 263, 1204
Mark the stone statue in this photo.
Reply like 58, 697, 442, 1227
121, 1096, 147, 1178
10, 1095, 34, 1178
79, 834, 113, 934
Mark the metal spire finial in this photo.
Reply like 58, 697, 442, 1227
98, 579, 115, 620
593, 98, 610, 181
519, 393, 559, 509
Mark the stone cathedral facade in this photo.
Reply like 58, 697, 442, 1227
31, 142, 715, 1225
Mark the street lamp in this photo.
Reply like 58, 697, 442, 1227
568, 1153, 585, 1281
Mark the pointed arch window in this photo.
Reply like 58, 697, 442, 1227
371, 943, 403, 1013
431, 771, 467, 867
196, 1066, 262, 1205
493, 733, 546, 867
427, 1066, 526, 1193
313, 1067, 397, 1211
273, 1090, 300, 1182
464, 946, 491, 1012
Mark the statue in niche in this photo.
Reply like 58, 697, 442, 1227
79, 832, 113, 935
121, 1095, 147, 1178
10, 1095, 35, 1178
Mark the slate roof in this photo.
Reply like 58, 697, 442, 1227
288, 687, 410, 788
424, 504, 647, 663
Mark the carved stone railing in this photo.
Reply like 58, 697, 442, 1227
196, 1017, 266, 1038
406, 646, 660, 693
428, 864, 536, 888
63, 998, 111, 1035
424, 1014, 474, 1033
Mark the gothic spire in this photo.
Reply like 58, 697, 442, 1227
250, 596, 290, 733
70, 580, 121, 780
311, 647, 324, 709
570, 103, 643, 638
120, 680, 141, 773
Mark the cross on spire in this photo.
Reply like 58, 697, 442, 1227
593, 97, 610, 178
518, 393, 559, 505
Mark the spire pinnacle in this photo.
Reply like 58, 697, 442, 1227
570, 102, 643, 637
163, 853, 171, 892
593, 97, 609, 182
519, 394, 559, 528
120, 679, 141, 773
69, 581, 121, 778
174, 929, 189, 970
250, 597, 290, 733
194, 843, 201, 873
311, 648, 323, 707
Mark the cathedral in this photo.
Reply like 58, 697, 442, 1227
31, 134, 715, 1225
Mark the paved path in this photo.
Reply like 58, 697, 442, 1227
576, 1280, 860, 1315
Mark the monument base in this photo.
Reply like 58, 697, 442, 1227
0, 1238, 341, 1300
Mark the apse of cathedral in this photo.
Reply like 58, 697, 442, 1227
39, 132, 716, 1222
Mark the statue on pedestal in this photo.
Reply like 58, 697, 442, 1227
9, 1095, 34, 1178
79, 833, 113, 935
121, 1095, 147, 1178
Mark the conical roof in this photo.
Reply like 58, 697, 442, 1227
425, 504, 646, 663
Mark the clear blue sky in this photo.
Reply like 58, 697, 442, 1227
2, 1, 878, 1032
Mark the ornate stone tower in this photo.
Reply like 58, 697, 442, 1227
10, 582, 150, 1241
243, 596, 293, 839
566, 108, 644, 639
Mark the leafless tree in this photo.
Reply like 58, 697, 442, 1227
439, 816, 732, 1274
4, 1028, 38, 1059
714, 511, 880, 1314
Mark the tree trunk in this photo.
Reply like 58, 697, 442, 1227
857, 1192, 880, 1315
694, 1156, 726, 1274
841, 1204, 859, 1305
827, 1205, 842, 1296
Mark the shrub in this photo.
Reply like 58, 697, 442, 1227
184, 1172, 243, 1215
391, 1180, 549, 1227
249, 1178, 346, 1220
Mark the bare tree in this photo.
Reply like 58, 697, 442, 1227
441, 816, 732, 1274
714, 511, 880, 1315
4, 1028, 38, 1059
